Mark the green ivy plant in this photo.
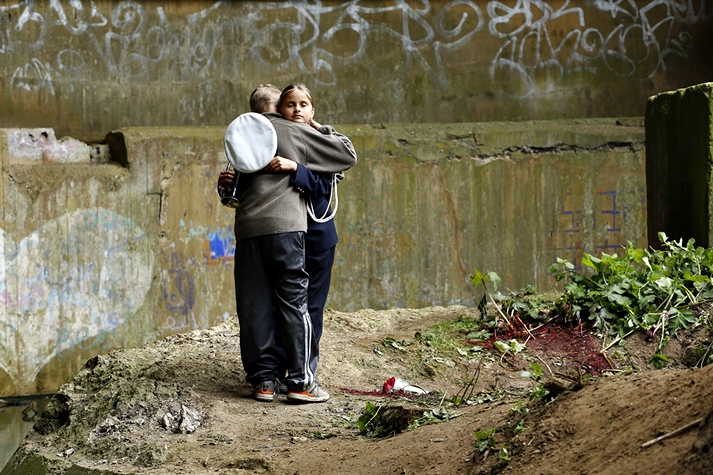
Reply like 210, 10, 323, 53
548, 232, 713, 358
473, 428, 497, 452
492, 284, 557, 322
470, 269, 502, 320
357, 402, 396, 437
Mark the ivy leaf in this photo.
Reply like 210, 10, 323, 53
683, 271, 706, 281
655, 276, 673, 290
650, 353, 669, 369
629, 247, 646, 263
487, 271, 502, 292
470, 269, 489, 286
670, 309, 698, 331
494, 339, 526, 354
603, 290, 632, 306
582, 254, 601, 272
530, 362, 544, 377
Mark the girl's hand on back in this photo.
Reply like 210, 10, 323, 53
263, 156, 298, 173
309, 118, 322, 130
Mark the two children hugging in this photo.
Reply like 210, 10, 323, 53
219, 83, 356, 403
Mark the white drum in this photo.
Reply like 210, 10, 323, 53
223, 112, 278, 173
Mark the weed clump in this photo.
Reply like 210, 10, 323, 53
471, 233, 713, 368
548, 233, 713, 362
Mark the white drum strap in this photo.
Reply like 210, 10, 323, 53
307, 173, 340, 223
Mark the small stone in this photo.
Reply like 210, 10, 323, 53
177, 405, 202, 434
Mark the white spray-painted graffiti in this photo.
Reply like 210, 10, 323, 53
0, 0, 485, 89
3, 1, 706, 99
0, 0, 484, 92
0, 209, 153, 392
489, 0, 712, 97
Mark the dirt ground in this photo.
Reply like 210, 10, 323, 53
5, 305, 713, 475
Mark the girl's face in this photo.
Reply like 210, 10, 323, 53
279, 90, 314, 124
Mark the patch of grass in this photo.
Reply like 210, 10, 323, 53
414, 315, 489, 357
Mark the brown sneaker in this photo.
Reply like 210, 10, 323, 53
253, 381, 276, 402
286, 382, 330, 403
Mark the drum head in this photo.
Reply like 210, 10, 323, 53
223, 112, 278, 173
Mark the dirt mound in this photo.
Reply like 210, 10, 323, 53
3, 306, 713, 475
497, 366, 713, 475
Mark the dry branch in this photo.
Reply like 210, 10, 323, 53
641, 418, 703, 448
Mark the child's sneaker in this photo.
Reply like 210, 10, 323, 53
286, 382, 330, 403
276, 379, 289, 395
253, 380, 276, 402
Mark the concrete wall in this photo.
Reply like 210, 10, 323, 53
337, 119, 647, 309
646, 82, 713, 249
0, 118, 646, 396
0, 1, 711, 141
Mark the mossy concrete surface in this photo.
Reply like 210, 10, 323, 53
1, 346, 168, 475
0, 118, 646, 397
646, 82, 713, 249
333, 119, 646, 310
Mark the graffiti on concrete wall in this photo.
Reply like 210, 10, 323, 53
156, 222, 234, 333
158, 245, 197, 332
0, 1, 483, 90
1, 0, 709, 99
489, 0, 712, 97
178, 219, 235, 265
549, 186, 647, 270
0, 209, 153, 391
205, 230, 235, 264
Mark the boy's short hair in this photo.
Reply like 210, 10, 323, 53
249, 84, 281, 113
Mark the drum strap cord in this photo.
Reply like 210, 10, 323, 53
306, 172, 344, 223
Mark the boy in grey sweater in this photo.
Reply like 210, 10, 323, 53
221, 85, 356, 403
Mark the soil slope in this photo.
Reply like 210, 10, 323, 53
2, 306, 712, 475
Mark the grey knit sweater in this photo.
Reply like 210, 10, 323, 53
233, 113, 357, 240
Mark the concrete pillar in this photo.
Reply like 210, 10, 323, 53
645, 83, 713, 249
